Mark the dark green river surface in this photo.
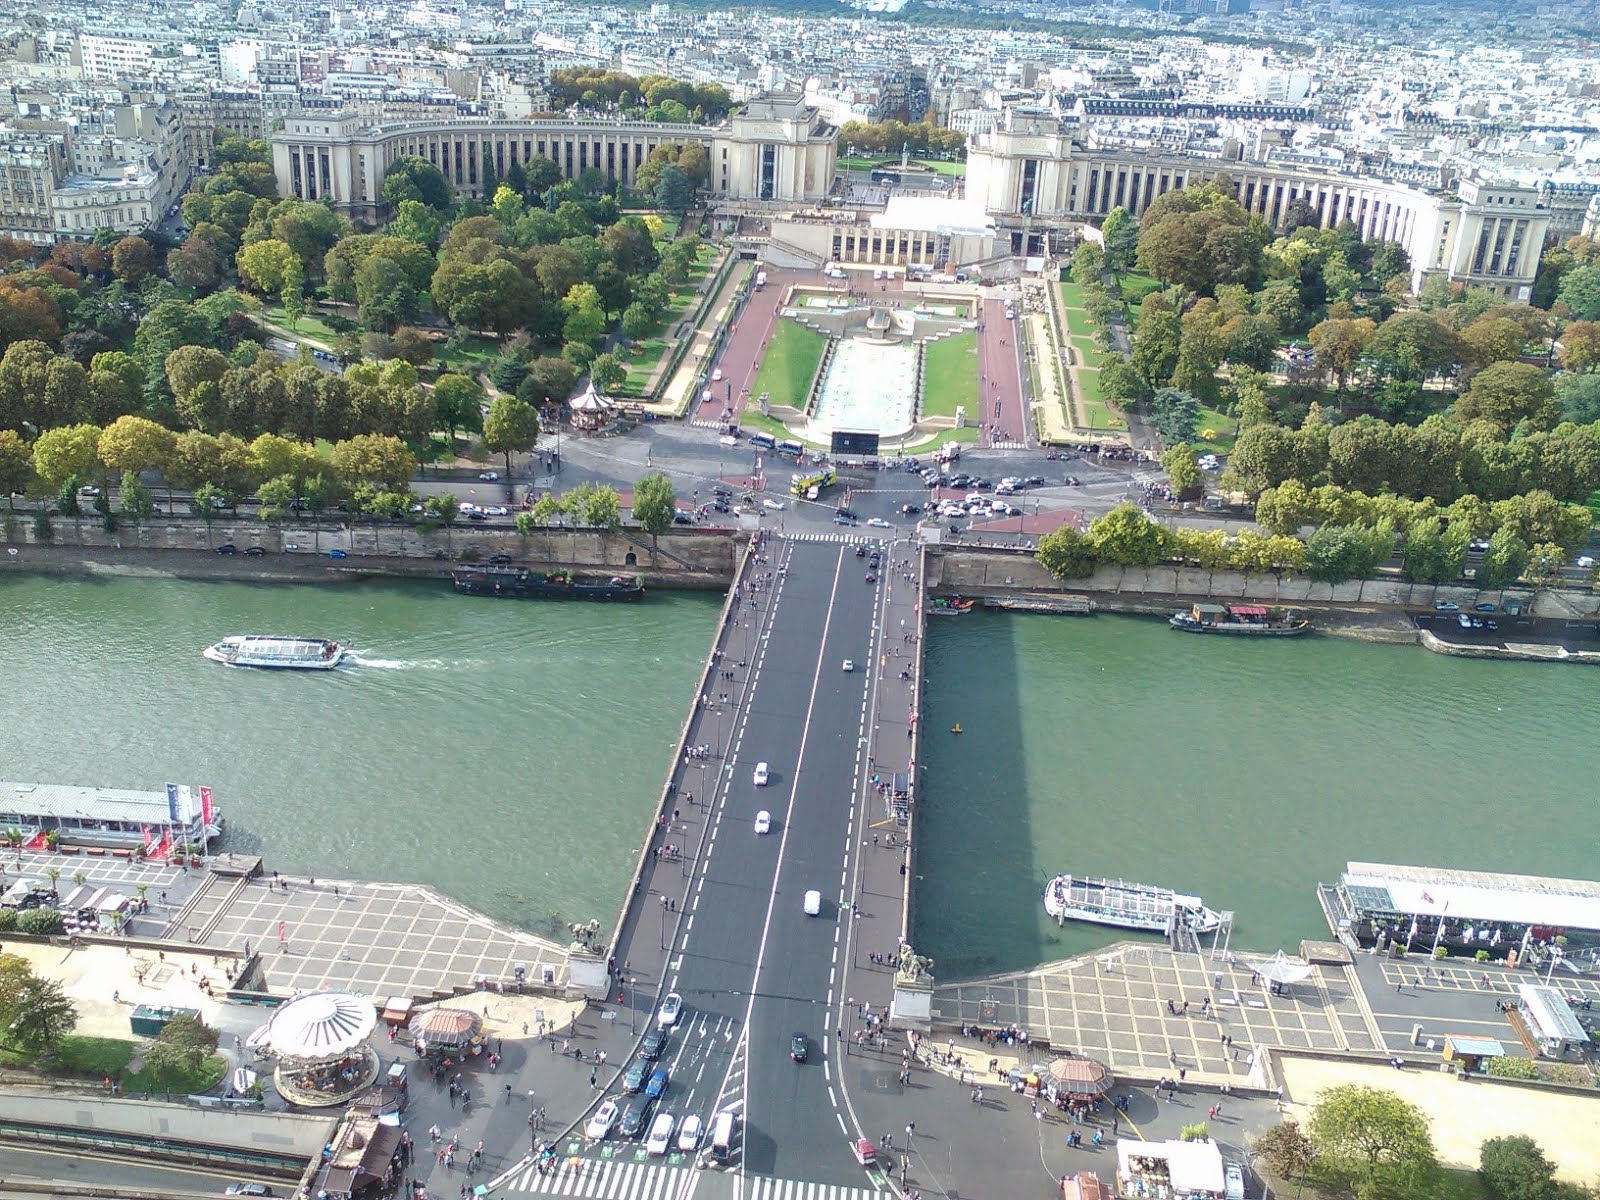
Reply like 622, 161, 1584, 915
0, 573, 718, 943
914, 610, 1600, 980
3, 576, 1595, 977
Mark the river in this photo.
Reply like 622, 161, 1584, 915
0, 573, 718, 942
914, 610, 1600, 979
4, 575, 1595, 980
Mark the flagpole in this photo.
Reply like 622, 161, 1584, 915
1429, 900, 1450, 956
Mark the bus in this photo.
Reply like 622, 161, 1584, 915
870, 169, 901, 185
791, 468, 836, 498
749, 432, 777, 450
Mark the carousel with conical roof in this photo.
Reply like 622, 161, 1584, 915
265, 991, 382, 1107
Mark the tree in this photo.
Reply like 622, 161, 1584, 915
31, 424, 101, 494
1100, 207, 1138, 274
141, 1012, 220, 1095
1036, 525, 1096, 578
1556, 373, 1600, 425
1479, 1135, 1558, 1200
355, 254, 419, 333
1556, 263, 1600, 321
236, 239, 299, 296
383, 156, 452, 211
1368, 311, 1461, 383
621, 302, 657, 343
1305, 523, 1393, 583
110, 236, 156, 284
329, 434, 416, 491
1147, 387, 1200, 445
1306, 1084, 1434, 1188
167, 236, 224, 291
590, 353, 627, 393
1086, 502, 1168, 566
1527, 541, 1566, 588
632, 471, 676, 538
1254, 1122, 1317, 1183
1099, 354, 1144, 406
1400, 520, 1468, 584
481, 396, 540, 477
1308, 317, 1376, 391
1460, 316, 1529, 372
1130, 301, 1181, 391
97, 415, 176, 483
1161, 444, 1203, 497
432, 374, 485, 444
654, 164, 692, 214
0, 429, 31, 504
1454, 362, 1559, 433
1071, 241, 1105, 287
120, 473, 156, 519
517, 357, 579, 408
0, 952, 77, 1051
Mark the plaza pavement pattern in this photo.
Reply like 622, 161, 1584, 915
934, 943, 1387, 1083
172, 873, 569, 998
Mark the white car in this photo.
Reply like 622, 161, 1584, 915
753, 761, 769, 786
677, 1114, 702, 1152
842, 659, 855, 672
657, 992, 683, 1029
483, 505, 509, 516
866, 517, 891, 528
762, 498, 785, 510
754, 810, 771, 834
478, 471, 499, 481
1577, 556, 1596, 569
711, 368, 724, 382
645, 1111, 676, 1156
1224, 1161, 1245, 1200
803, 889, 822, 916
586, 1100, 620, 1140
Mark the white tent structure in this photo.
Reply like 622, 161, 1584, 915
1118, 1138, 1226, 1199
1255, 950, 1314, 986
267, 992, 377, 1062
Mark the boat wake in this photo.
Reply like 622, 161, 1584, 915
346, 654, 468, 670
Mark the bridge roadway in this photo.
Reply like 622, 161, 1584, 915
597, 533, 907, 1195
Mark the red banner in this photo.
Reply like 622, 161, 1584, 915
199, 786, 214, 826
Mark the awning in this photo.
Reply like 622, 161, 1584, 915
409, 1006, 479, 1048
1047, 1056, 1113, 1095
1255, 950, 1314, 986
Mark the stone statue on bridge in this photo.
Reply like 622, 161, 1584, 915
896, 942, 934, 989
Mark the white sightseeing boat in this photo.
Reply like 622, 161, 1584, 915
1043, 873, 1224, 935
204, 635, 347, 670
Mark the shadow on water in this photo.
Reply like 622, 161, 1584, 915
913, 611, 1052, 979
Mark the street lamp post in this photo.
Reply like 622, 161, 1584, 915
629, 977, 637, 1036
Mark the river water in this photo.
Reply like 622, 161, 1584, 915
0, 574, 718, 943
4, 575, 1595, 980
914, 611, 1600, 979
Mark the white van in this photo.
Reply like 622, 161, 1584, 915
710, 1110, 737, 1161
753, 762, 769, 786
803, 889, 822, 916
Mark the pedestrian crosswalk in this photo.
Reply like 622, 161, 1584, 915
501, 1159, 885, 1200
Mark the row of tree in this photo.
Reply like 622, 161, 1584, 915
547, 70, 732, 125
837, 116, 966, 159
1036, 494, 1580, 587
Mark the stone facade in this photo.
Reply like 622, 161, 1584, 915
271, 91, 837, 217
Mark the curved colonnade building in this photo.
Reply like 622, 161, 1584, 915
270, 92, 838, 218
963, 113, 1555, 298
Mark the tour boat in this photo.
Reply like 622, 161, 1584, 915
926, 597, 975, 616
451, 565, 645, 601
1169, 603, 1309, 636
204, 636, 346, 670
1043, 873, 1224, 935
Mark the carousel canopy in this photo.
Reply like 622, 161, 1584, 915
1047, 1056, 1113, 1094
410, 1007, 479, 1046
267, 991, 376, 1060
569, 379, 614, 413
1257, 950, 1315, 986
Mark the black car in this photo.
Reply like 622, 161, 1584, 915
672, 512, 693, 525
711, 485, 733, 498
488, 554, 513, 564
244, 546, 265, 556
619, 1096, 655, 1139
623, 1058, 651, 1093
790, 1033, 808, 1063
854, 545, 867, 558
948, 473, 971, 488
466, 510, 488, 521
638, 1029, 667, 1060
834, 507, 858, 520
216, 543, 236, 555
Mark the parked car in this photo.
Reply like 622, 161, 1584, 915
1433, 601, 1459, 611
328, 548, 348, 559
244, 546, 265, 556
489, 554, 513, 565
225, 1186, 275, 1198
216, 543, 236, 555
78, 485, 102, 498
478, 471, 500, 481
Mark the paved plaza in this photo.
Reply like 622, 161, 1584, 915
936, 943, 1389, 1084
175, 874, 569, 999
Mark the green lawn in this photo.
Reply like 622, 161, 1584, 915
1075, 369, 1122, 431
922, 331, 978, 419
749, 319, 826, 408
433, 335, 501, 371
1064, 307, 1094, 339
617, 337, 670, 397
1116, 272, 1162, 304
259, 305, 341, 345
1193, 404, 1238, 453
1072, 338, 1107, 371
1059, 282, 1087, 309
